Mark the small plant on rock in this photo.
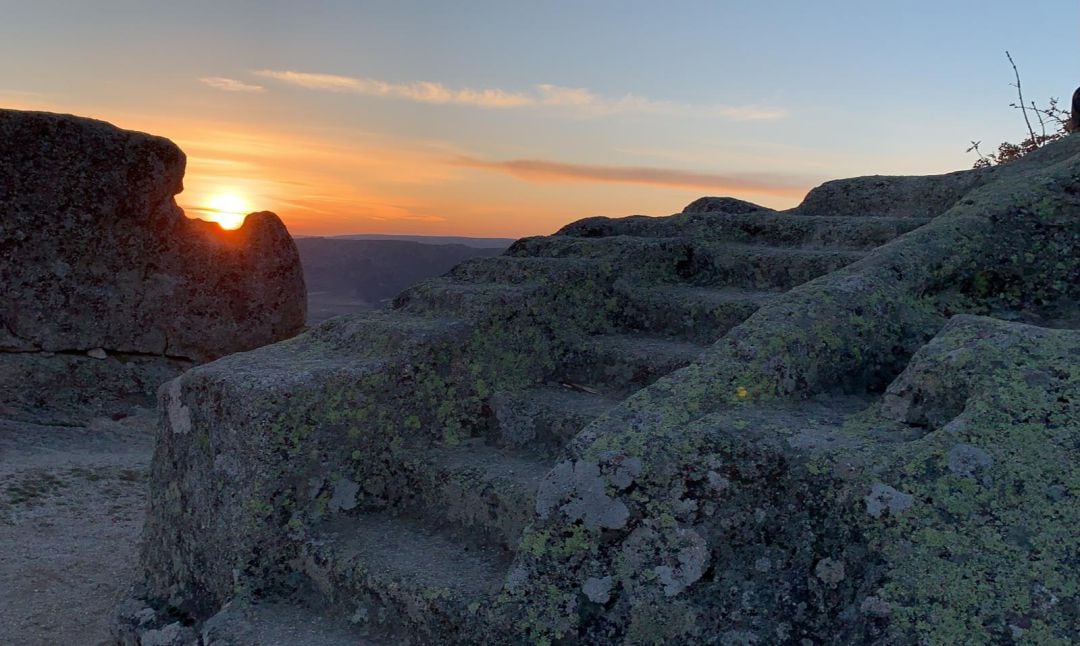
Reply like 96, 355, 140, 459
967, 51, 1073, 168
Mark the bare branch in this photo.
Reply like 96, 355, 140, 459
966, 140, 992, 166
1033, 100, 1047, 138
1006, 51, 1039, 147
966, 53, 1071, 168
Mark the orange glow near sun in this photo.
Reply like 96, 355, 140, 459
204, 192, 252, 230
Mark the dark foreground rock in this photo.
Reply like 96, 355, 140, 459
0, 110, 306, 643
0, 352, 190, 426
0, 109, 307, 424
0, 109, 306, 362
128, 135, 1077, 644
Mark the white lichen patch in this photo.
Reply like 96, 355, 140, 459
814, 557, 846, 585
617, 524, 710, 598
946, 443, 993, 478
582, 576, 614, 604
328, 477, 360, 512
536, 459, 629, 530
165, 378, 191, 434
864, 482, 913, 519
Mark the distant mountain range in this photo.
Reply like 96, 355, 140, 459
295, 237, 510, 324
293, 233, 515, 249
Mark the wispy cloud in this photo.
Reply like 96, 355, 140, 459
452, 157, 812, 196
534, 84, 786, 120
199, 77, 265, 93
254, 69, 785, 120
254, 70, 531, 108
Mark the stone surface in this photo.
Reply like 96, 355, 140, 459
0, 109, 306, 362
0, 110, 307, 642
1, 410, 159, 645
0, 352, 190, 426
127, 133, 1079, 644
867, 316, 1079, 644
681, 195, 765, 214
792, 167, 994, 218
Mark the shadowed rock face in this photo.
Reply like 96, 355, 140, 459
0, 109, 306, 362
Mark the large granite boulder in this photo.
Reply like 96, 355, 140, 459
792, 168, 993, 218
0, 109, 306, 425
0, 109, 306, 362
681, 196, 765, 214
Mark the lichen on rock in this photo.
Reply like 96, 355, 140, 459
122, 127, 1078, 644
535, 459, 630, 530
0, 109, 307, 425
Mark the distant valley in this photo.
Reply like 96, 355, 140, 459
297, 232, 516, 248
295, 235, 511, 324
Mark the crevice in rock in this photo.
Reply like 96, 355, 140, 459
0, 346, 195, 362
0, 415, 86, 428
0, 319, 33, 348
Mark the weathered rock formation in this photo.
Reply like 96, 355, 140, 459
0, 110, 306, 424
0, 109, 306, 363
126, 134, 1077, 644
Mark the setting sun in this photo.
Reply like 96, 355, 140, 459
204, 192, 251, 230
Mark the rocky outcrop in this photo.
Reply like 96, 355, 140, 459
127, 134, 1078, 644
0, 110, 306, 424
0, 352, 189, 426
681, 195, 765, 214
0, 109, 306, 362
792, 167, 994, 218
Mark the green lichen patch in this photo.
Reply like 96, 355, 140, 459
870, 317, 1080, 644
133, 133, 1080, 643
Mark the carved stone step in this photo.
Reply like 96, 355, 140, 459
302, 512, 510, 643
560, 333, 707, 396
393, 439, 554, 550
554, 212, 931, 249
190, 309, 468, 396
489, 385, 618, 455
506, 236, 866, 289
198, 597, 382, 645
612, 283, 776, 343
393, 279, 539, 318
445, 255, 604, 285
689, 243, 866, 289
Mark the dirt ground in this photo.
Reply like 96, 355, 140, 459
0, 408, 157, 645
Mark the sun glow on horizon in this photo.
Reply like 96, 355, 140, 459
203, 192, 252, 230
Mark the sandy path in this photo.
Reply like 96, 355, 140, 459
0, 409, 157, 645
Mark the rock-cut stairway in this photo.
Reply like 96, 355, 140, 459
142, 197, 932, 643
130, 136, 1080, 644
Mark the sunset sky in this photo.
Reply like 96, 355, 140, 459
1, 1, 1076, 237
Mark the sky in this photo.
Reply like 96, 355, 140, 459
1, 1, 1077, 237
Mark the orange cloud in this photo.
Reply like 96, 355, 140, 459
174, 129, 464, 233
0, 96, 804, 237
451, 156, 814, 197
